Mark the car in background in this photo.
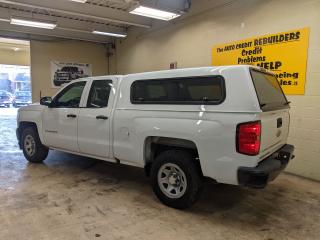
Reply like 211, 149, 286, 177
15, 73, 30, 82
0, 90, 14, 107
0, 73, 12, 92
13, 91, 32, 108
15, 73, 31, 91
53, 66, 88, 87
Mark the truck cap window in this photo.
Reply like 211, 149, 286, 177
87, 80, 112, 108
131, 76, 225, 105
250, 69, 289, 111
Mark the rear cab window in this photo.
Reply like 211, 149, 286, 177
131, 76, 225, 105
250, 69, 289, 111
87, 80, 112, 108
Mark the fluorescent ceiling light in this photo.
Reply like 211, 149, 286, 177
92, 30, 127, 38
0, 37, 29, 46
10, 18, 57, 29
130, 6, 181, 21
69, 0, 87, 3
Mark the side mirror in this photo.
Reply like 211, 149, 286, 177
40, 96, 53, 107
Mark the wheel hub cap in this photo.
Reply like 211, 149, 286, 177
158, 163, 187, 199
24, 135, 36, 157
168, 173, 180, 185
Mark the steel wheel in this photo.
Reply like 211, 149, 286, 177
157, 163, 187, 199
24, 134, 36, 157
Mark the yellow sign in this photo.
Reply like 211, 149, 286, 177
212, 28, 310, 95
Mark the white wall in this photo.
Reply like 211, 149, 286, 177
112, 0, 320, 180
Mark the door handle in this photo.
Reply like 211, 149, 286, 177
96, 115, 108, 120
67, 114, 77, 118
277, 118, 282, 128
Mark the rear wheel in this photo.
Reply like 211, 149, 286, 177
21, 127, 49, 163
151, 149, 203, 209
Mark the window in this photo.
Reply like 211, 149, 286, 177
131, 76, 225, 104
53, 81, 86, 108
250, 69, 288, 111
87, 80, 112, 108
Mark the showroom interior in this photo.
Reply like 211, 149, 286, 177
0, 0, 319, 239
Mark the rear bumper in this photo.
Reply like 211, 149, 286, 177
238, 144, 294, 188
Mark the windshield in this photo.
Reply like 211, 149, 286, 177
250, 69, 288, 111
15, 92, 31, 97
62, 67, 77, 72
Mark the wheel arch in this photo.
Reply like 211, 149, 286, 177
17, 121, 42, 149
143, 136, 202, 177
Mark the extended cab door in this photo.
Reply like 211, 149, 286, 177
77, 79, 115, 158
42, 81, 87, 152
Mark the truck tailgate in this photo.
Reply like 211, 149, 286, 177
259, 109, 290, 158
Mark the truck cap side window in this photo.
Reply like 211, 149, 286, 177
52, 81, 86, 108
87, 80, 112, 108
131, 76, 225, 105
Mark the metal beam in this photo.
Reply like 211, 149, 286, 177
0, 6, 126, 33
0, 20, 112, 43
0, 0, 151, 28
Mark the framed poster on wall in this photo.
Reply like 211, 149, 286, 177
51, 61, 92, 88
212, 27, 310, 95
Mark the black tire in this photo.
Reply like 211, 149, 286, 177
151, 149, 203, 209
21, 127, 49, 163
54, 80, 61, 87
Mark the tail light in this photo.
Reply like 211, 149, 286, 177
236, 121, 261, 156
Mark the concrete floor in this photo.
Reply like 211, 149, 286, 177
1, 108, 320, 240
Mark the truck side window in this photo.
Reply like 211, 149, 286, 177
87, 80, 112, 108
131, 76, 225, 105
52, 81, 86, 108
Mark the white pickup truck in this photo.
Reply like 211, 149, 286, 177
17, 65, 294, 209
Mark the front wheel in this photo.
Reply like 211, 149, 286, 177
151, 150, 203, 209
21, 127, 49, 163
53, 80, 61, 87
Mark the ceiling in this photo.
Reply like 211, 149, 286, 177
0, 0, 236, 43
0, 0, 148, 43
